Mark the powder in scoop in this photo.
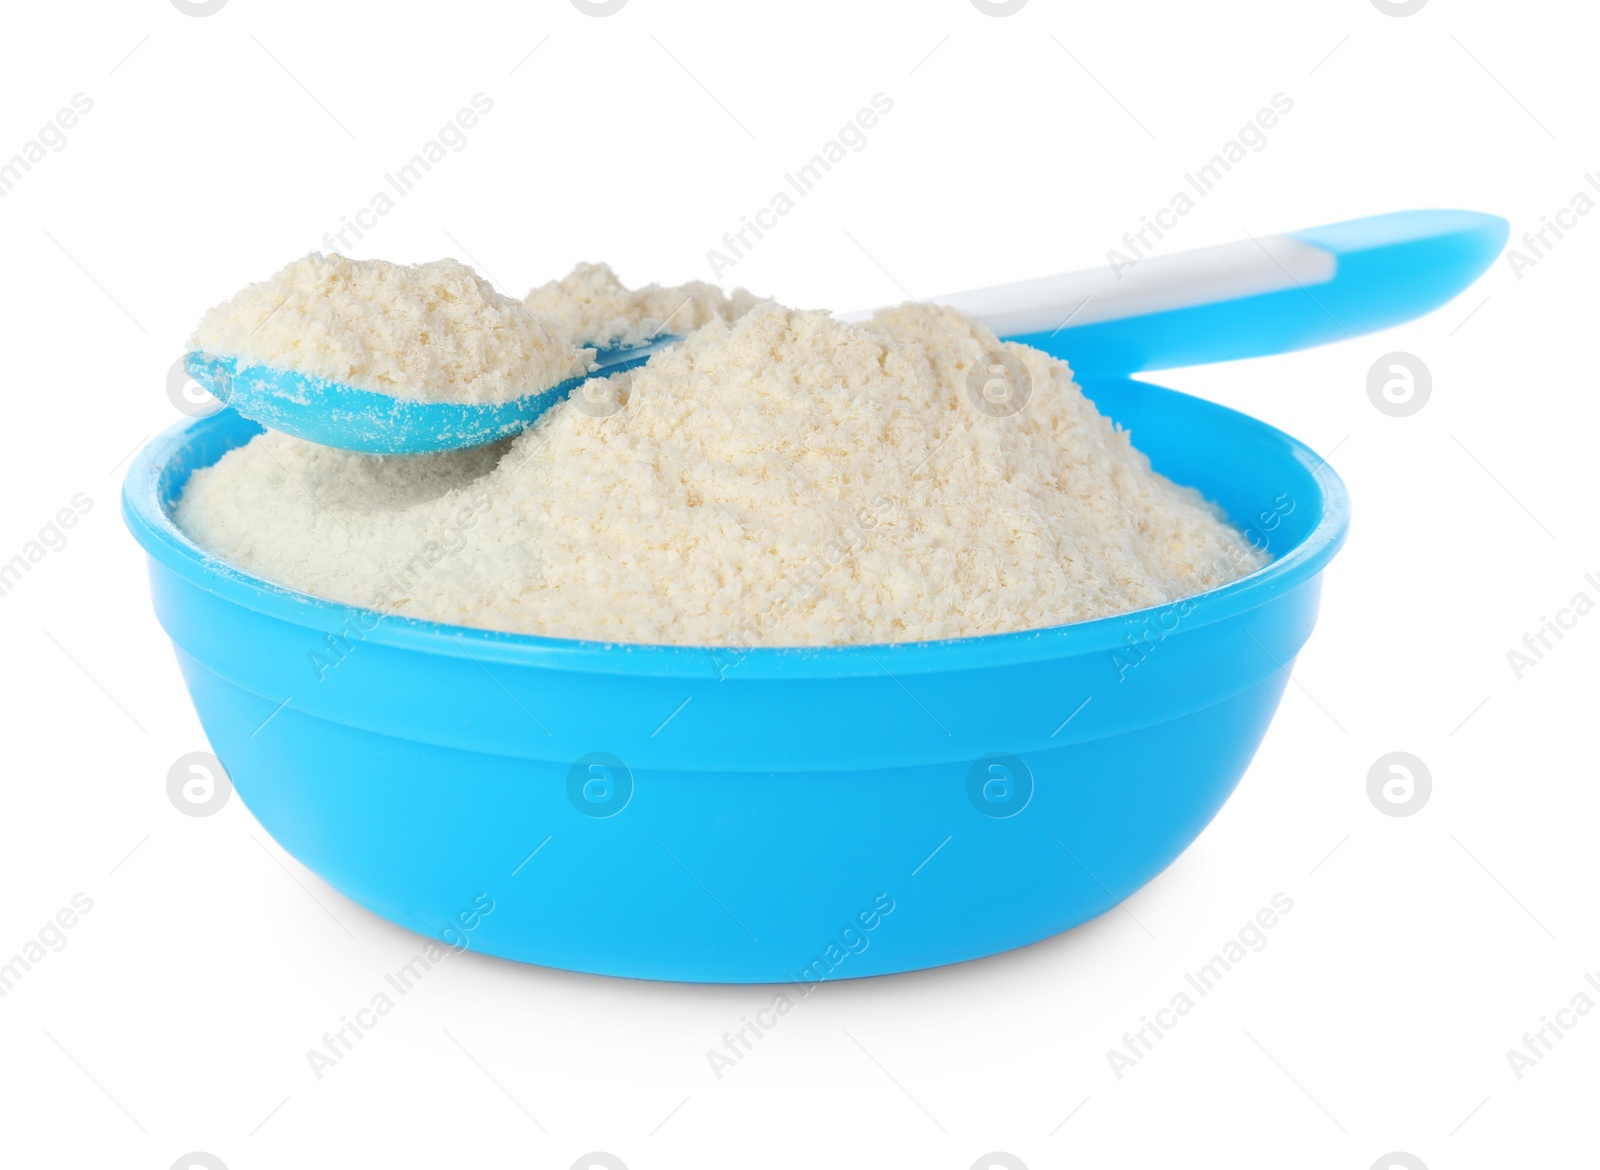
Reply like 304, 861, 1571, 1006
524, 261, 768, 348
177, 295, 1267, 647
191, 254, 588, 405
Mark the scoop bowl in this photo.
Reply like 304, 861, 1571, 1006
184, 337, 678, 454
123, 377, 1347, 983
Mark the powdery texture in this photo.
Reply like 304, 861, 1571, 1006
191, 254, 587, 405
524, 261, 768, 348
176, 302, 1268, 647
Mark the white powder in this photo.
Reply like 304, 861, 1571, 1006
191, 254, 588, 405
176, 293, 1267, 647
524, 261, 768, 348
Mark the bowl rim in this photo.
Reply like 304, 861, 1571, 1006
123, 378, 1350, 680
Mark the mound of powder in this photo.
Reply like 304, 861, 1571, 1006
176, 299, 1267, 647
524, 261, 768, 348
190, 254, 588, 405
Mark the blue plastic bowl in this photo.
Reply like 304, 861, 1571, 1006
123, 376, 1348, 983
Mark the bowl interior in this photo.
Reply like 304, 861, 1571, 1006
126, 376, 1348, 674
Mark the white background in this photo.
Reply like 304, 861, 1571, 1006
0, 1, 1594, 1167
